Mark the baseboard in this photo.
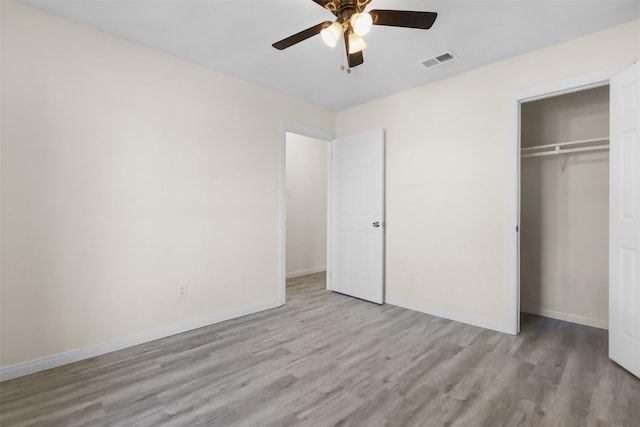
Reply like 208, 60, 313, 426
385, 296, 511, 334
286, 266, 326, 279
0, 297, 284, 382
521, 306, 608, 330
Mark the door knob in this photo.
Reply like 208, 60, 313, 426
373, 222, 380, 228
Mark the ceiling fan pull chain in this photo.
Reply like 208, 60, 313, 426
338, 35, 352, 73
339, 40, 349, 73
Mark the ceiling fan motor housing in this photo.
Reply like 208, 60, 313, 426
326, 0, 373, 22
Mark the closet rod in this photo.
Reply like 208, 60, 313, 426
521, 136, 609, 153
521, 144, 609, 158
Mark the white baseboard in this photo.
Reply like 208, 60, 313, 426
385, 296, 511, 334
0, 297, 284, 382
521, 306, 608, 330
286, 266, 326, 279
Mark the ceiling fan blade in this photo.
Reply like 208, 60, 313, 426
348, 50, 364, 68
311, 0, 332, 9
344, 30, 365, 68
272, 21, 332, 50
370, 10, 437, 30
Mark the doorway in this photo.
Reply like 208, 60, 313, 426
284, 131, 330, 300
505, 63, 640, 379
279, 126, 386, 305
519, 86, 610, 330
279, 124, 333, 303
505, 67, 622, 335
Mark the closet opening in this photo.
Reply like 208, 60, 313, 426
519, 85, 610, 331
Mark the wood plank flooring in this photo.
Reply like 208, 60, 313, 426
1, 272, 639, 426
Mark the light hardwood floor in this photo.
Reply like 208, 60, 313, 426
1, 272, 639, 426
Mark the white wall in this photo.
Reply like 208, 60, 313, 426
336, 19, 640, 333
285, 133, 327, 279
520, 87, 609, 329
0, 2, 334, 371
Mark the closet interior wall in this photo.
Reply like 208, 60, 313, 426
520, 86, 609, 329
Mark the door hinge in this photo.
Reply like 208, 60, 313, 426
516, 225, 519, 232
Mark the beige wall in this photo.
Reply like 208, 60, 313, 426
521, 87, 609, 328
2, 0, 638, 371
336, 19, 639, 331
286, 133, 328, 278
0, 2, 334, 368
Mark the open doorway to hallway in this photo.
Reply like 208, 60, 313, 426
285, 132, 329, 300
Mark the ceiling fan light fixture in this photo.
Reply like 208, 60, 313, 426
320, 21, 343, 47
350, 12, 373, 36
348, 32, 367, 54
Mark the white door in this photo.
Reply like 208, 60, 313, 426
610, 63, 640, 378
329, 129, 384, 304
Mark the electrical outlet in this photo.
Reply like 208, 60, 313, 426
177, 284, 187, 298
410, 272, 418, 281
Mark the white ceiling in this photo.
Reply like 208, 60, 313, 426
19, 0, 640, 111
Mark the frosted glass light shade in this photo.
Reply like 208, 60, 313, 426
348, 32, 367, 54
321, 22, 343, 47
350, 12, 372, 36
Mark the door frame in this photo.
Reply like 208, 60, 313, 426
279, 123, 334, 304
504, 65, 630, 335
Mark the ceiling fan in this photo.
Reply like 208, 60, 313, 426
272, 0, 437, 70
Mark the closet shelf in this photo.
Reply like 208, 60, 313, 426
521, 137, 609, 158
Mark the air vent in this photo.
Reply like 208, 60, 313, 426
421, 51, 457, 69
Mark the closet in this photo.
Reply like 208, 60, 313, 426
520, 86, 610, 329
